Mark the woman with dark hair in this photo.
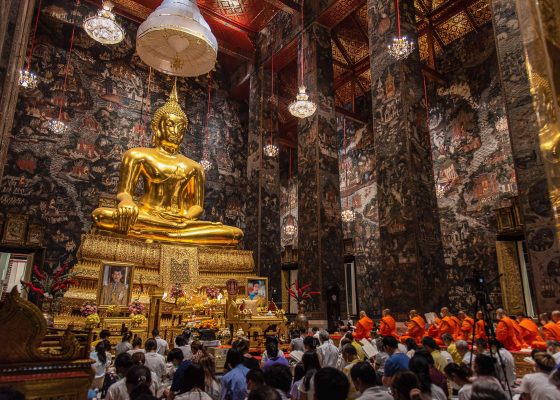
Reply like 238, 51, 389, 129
91, 341, 112, 389
128, 337, 145, 355
221, 349, 249, 400
290, 363, 305, 400
408, 354, 447, 400
470, 379, 508, 400
234, 339, 259, 370
190, 340, 205, 364
444, 363, 472, 400
473, 354, 500, 384
116, 331, 133, 356
391, 371, 423, 400
174, 364, 212, 400
197, 353, 221, 400
262, 341, 289, 371
404, 338, 418, 358
125, 365, 154, 399
411, 349, 448, 396
261, 336, 285, 363
518, 352, 560, 400
298, 351, 321, 400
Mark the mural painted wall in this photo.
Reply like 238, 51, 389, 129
0, 0, 249, 262
429, 25, 517, 309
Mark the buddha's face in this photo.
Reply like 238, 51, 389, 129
158, 113, 187, 150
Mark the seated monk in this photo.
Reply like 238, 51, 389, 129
401, 310, 426, 344
427, 316, 444, 346
91, 82, 243, 247
553, 310, 560, 328
450, 313, 462, 340
474, 311, 487, 341
495, 308, 523, 351
354, 310, 373, 341
436, 307, 457, 341
516, 313, 546, 350
540, 312, 560, 341
378, 309, 399, 339
457, 310, 474, 341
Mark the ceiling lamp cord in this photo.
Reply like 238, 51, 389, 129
341, 117, 354, 222
283, 147, 297, 237
200, 75, 213, 171
49, 0, 80, 134
140, 66, 153, 145
264, 54, 279, 157
19, 0, 43, 88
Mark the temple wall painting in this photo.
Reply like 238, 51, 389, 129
0, 0, 249, 262
429, 24, 517, 309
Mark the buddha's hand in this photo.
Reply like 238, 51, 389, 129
116, 199, 139, 232
185, 205, 203, 220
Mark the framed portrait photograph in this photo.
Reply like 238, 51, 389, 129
1, 214, 28, 246
246, 277, 268, 304
98, 262, 134, 308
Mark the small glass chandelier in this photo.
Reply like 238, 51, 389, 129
48, 119, 67, 134
200, 77, 213, 170
283, 148, 297, 237
387, 0, 414, 60
19, 0, 43, 89
341, 117, 355, 223
264, 143, 279, 157
264, 54, 279, 157
289, 0, 317, 119
200, 156, 212, 172
84, 0, 125, 45
283, 218, 297, 237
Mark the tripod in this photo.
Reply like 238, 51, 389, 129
468, 271, 514, 399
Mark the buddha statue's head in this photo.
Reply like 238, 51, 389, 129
151, 80, 188, 153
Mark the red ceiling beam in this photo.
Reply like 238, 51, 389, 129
334, 56, 369, 89
263, 0, 301, 14
217, 39, 254, 62
198, 6, 258, 35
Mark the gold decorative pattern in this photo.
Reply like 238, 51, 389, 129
331, 42, 348, 66
467, 0, 492, 26
435, 11, 473, 45
496, 241, 525, 315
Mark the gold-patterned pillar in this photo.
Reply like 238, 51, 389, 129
148, 287, 163, 334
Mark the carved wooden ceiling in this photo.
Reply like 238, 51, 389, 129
104, 0, 493, 118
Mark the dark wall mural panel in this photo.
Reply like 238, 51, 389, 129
429, 25, 516, 310
0, 0, 249, 262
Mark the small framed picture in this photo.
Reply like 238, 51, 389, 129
245, 277, 268, 304
1, 214, 28, 246
26, 224, 45, 246
98, 262, 134, 308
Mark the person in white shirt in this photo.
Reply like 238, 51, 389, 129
349, 361, 392, 400
317, 330, 339, 368
127, 337, 145, 356
175, 335, 192, 361
489, 339, 516, 390
444, 362, 472, 400
105, 353, 134, 400
518, 352, 560, 400
152, 328, 169, 356
143, 338, 166, 383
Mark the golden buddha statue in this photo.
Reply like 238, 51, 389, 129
92, 82, 243, 247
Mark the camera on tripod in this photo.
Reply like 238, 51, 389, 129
465, 269, 486, 291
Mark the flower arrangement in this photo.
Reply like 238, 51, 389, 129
130, 313, 147, 326
170, 283, 185, 303
194, 319, 218, 330
80, 301, 98, 316
85, 313, 100, 326
21, 262, 78, 299
205, 286, 221, 299
106, 304, 119, 315
128, 299, 145, 315
286, 280, 320, 303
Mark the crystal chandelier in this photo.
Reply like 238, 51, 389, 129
137, 0, 217, 77
341, 209, 355, 223
387, 0, 414, 60
289, 0, 317, 119
284, 149, 298, 237
289, 86, 317, 119
19, 70, 38, 89
48, 119, 67, 134
200, 157, 212, 171
388, 36, 414, 60
264, 143, 279, 157
200, 78, 213, 170
84, 1, 125, 45
283, 219, 297, 237
265, 54, 280, 156
435, 182, 446, 199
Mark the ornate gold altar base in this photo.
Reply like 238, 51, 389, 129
55, 233, 254, 327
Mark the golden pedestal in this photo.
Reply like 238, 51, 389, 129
55, 233, 255, 327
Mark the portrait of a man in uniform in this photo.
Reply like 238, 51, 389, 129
100, 265, 131, 306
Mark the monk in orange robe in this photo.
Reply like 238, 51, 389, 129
540, 312, 560, 341
552, 310, 560, 327
378, 309, 399, 339
401, 310, 426, 344
516, 313, 546, 350
436, 307, 458, 340
427, 316, 444, 346
495, 308, 523, 351
474, 311, 487, 341
457, 310, 474, 341
354, 310, 373, 341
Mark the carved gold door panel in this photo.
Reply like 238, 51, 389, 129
496, 241, 525, 315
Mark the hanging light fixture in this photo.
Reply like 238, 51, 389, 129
288, 0, 316, 119
137, 0, 217, 77
200, 76, 212, 171
83, 0, 125, 45
387, 0, 414, 60
137, 67, 153, 146
19, 0, 43, 89
50, 0, 79, 134
283, 148, 298, 237
341, 118, 355, 223
264, 54, 279, 157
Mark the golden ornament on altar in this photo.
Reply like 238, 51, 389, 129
91, 81, 243, 246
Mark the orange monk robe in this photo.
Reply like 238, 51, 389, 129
542, 322, 560, 341
458, 316, 474, 341
439, 316, 456, 339
518, 318, 546, 350
428, 318, 445, 346
511, 319, 528, 348
354, 316, 374, 341
496, 316, 523, 351
379, 315, 399, 339
450, 316, 462, 339
401, 316, 426, 344
475, 319, 487, 340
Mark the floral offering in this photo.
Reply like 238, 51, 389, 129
128, 299, 145, 315
286, 280, 320, 302
21, 262, 78, 299
80, 301, 98, 316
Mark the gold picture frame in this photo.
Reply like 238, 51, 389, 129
26, 224, 45, 246
245, 276, 268, 305
97, 261, 135, 309
1, 214, 28, 246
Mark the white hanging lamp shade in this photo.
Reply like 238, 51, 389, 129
136, 0, 218, 77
